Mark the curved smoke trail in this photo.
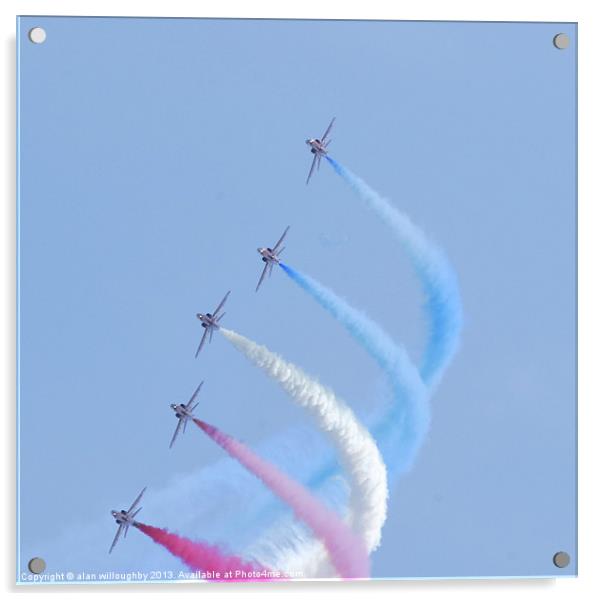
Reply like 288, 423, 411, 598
194, 418, 370, 579
220, 328, 388, 554
241, 163, 462, 571
326, 156, 463, 389
135, 522, 282, 581
280, 263, 429, 478
54, 160, 461, 580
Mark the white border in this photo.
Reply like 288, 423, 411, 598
3, 2, 600, 600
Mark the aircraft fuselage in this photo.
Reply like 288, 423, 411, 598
111, 510, 132, 525
197, 313, 218, 329
171, 402, 191, 419
258, 247, 279, 263
306, 139, 327, 155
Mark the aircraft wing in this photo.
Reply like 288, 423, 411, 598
128, 487, 146, 513
273, 226, 290, 253
255, 262, 270, 292
321, 117, 335, 142
306, 154, 319, 185
212, 291, 230, 317
186, 381, 204, 409
109, 524, 123, 554
195, 328, 209, 358
169, 418, 184, 449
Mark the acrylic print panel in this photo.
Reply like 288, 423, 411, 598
16, 16, 576, 583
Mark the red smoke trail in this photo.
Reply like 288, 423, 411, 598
135, 522, 284, 582
194, 419, 370, 579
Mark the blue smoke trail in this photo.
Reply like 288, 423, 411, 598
280, 263, 429, 479
325, 156, 463, 389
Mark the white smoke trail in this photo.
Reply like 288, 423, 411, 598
220, 328, 388, 571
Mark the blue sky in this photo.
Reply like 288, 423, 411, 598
17, 16, 576, 581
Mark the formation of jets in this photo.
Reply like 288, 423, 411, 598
109, 118, 336, 554
109, 487, 146, 553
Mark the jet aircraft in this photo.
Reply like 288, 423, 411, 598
169, 382, 203, 448
305, 117, 335, 184
109, 487, 146, 553
195, 291, 230, 357
256, 226, 289, 292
